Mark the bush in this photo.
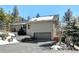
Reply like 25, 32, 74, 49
18, 27, 26, 35
61, 36, 65, 43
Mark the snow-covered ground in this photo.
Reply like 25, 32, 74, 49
50, 42, 73, 50
0, 38, 18, 45
0, 32, 19, 45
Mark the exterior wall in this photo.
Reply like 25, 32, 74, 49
26, 21, 57, 40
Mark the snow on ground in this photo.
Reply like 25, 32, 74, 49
51, 45, 63, 50
0, 32, 19, 45
37, 41, 55, 45
0, 38, 18, 45
50, 42, 71, 50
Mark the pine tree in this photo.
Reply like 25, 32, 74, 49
63, 9, 79, 49
12, 6, 19, 22
5, 11, 13, 31
0, 8, 6, 22
36, 13, 40, 18
13, 6, 19, 17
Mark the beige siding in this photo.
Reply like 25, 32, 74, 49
26, 21, 57, 40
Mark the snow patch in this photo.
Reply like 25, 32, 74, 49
51, 45, 63, 50
0, 32, 19, 45
0, 39, 18, 45
29, 16, 54, 21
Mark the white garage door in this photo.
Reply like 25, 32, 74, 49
34, 32, 51, 42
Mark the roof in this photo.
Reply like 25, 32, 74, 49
11, 15, 59, 25
29, 15, 59, 22
11, 22, 26, 25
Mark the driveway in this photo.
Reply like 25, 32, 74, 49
0, 42, 52, 53
0, 34, 78, 53
0, 41, 78, 53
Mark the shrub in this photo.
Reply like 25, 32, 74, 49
18, 27, 26, 35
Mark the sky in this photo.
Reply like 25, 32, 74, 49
0, 5, 79, 21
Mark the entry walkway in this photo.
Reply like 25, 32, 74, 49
38, 41, 55, 45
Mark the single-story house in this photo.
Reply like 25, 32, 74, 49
26, 15, 60, 41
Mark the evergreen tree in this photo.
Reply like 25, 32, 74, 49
0, 8, 6, 22
5, 11, 13, 31
13, 6, 19, 17
12, 6, 19, 22
63, 9, 79, 49
36, 13, 40, 18
0, 8, 13, 31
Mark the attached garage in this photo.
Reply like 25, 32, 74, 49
34, 32, 51, 42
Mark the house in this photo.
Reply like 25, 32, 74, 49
26, 15, 60, 41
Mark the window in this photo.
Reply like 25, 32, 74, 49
28, 24, 31, 29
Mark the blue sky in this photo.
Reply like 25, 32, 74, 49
0, 5, 79, 21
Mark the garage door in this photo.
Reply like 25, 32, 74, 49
34, 32, 51, 42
